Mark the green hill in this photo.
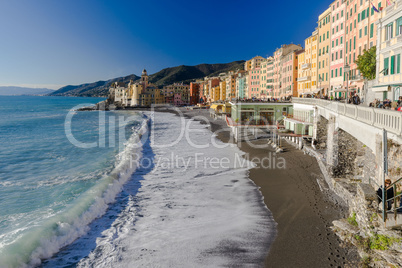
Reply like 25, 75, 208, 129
49, 60, 245, 97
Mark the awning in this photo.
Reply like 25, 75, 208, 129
371, 85, 390, 92
302, 88, 323, 95
210, 104, 218, 109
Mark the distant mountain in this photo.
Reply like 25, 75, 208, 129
48, 74, 140, 97
49, 60, 245, 97
0, 86, 54, 96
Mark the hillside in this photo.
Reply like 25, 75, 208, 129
49, 60, 245, 97
48, 74, 140, 97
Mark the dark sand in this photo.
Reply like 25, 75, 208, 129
156, 107, 360, 267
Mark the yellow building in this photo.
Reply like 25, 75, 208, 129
296, 50, 306, 96
298, 31, 318, 96
138, 86, 165, 107
317, 7, 331, 97
219, 80, 226, 101
244, 56, 266, 71
212, 85, 220, 102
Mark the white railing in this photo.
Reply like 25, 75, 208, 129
293, 97, 402, 136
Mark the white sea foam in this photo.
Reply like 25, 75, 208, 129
0, 117, 150, 268
74, 112, 277, 267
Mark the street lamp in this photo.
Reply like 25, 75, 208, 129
344, 63, 350, 104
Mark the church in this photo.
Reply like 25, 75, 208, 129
110, 69, 165, 107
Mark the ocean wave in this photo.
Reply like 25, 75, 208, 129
0, 116, 150, 268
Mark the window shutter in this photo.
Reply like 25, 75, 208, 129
391, 56, 395, 75
397, 54, 401, 74
370, 23, 374, 38
384, 57, 389, 75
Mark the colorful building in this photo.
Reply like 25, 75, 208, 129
236, 71, 248, 99
297, 32, 318, 96
244, 56, 266, 71
190, 82, 201, 105
329, 0, 346, 98
345, 0, 385, 97
272, 44, 303, 99
374, 0, 402, 101
318, 7, 332, 97
248, 67, 261, 98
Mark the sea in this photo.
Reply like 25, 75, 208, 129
0, 96, 276, 268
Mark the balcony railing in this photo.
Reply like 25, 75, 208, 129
349, 74, 362, 81
293, 97, 402, 136
297, 76, 311, 82
301, 63, 311, 70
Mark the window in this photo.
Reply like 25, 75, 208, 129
397, 17, 402, 36
340, 50, 343, 59
331, 70, 334, 78
341, 23, 343, 30
397, 54, 401, 74
332, 41, 334, 48
354, 19, 356, 29
386, 23, 393, 40
327, 31, 329, 39
391, 56, 395, 75
337, 14, 339, 20
365, 26, 368, 36
362, 10, 365, 20
332, 28, 335, 35
354, 36, 356, 49
336, 52, 338, 60
359, 29, 362, 38
335, 69, 338, 77
341, 10, 344, 17
358, 13, 361, 22
336, 39, 338, 46
341, 36, 343, 44
336, 25, 339, 32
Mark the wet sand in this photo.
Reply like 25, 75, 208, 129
156, 107, 359, 267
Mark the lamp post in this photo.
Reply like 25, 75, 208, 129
344, 63, 350, 104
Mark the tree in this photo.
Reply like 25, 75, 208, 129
356, 46, 377, 80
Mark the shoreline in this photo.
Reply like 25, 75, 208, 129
170, 107, 360, 267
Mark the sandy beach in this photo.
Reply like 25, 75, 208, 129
175, 107, 360, 267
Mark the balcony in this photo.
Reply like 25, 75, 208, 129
301, 63, 311, 70
297, 76, 311, 82
349, 74, 362, 81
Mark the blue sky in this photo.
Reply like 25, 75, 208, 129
0, 0, 332, 90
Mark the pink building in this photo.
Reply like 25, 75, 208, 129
345, 0, 385, 97
329, 0, 346, 97
248, 67, 261, 99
